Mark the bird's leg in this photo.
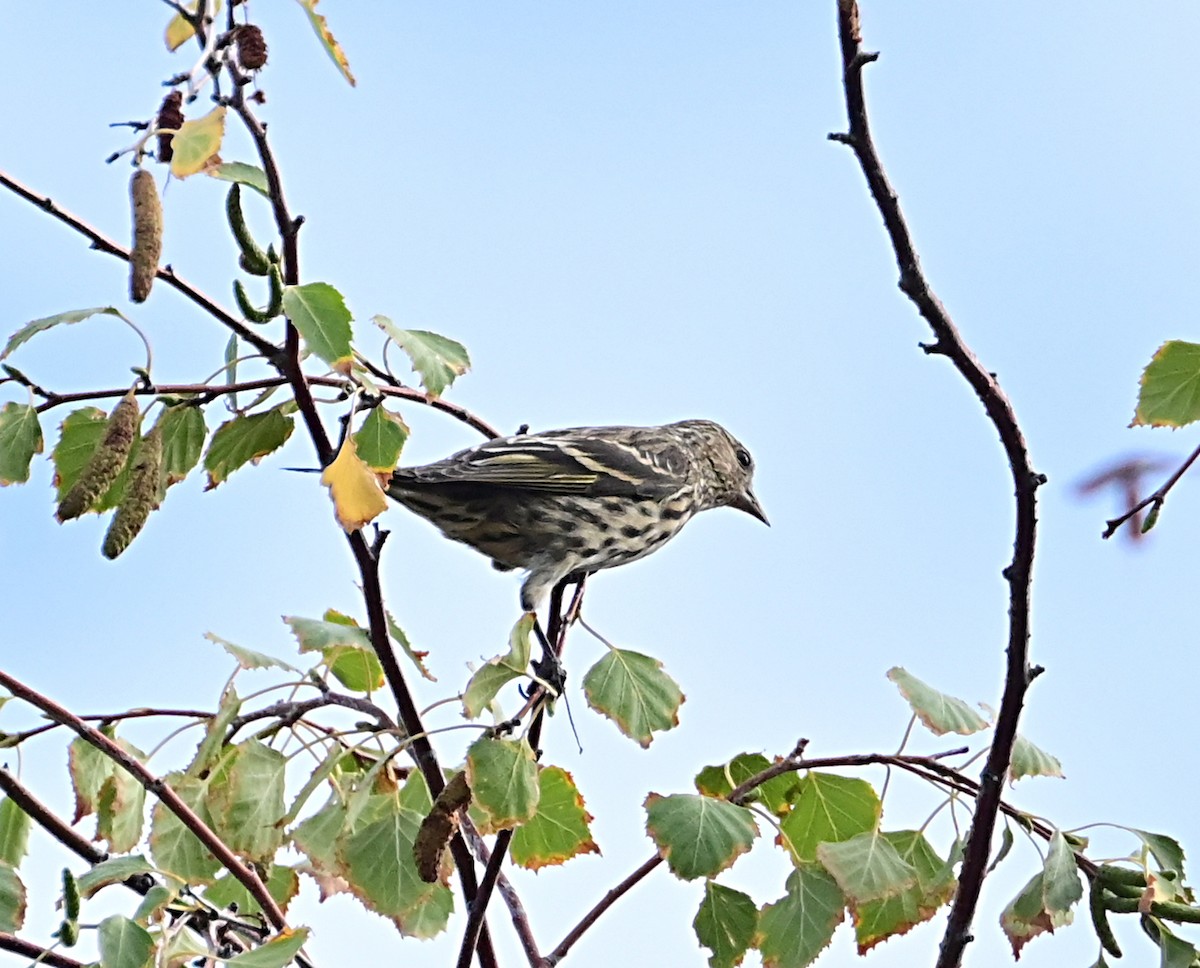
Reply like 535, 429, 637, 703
529, 577, 578, 694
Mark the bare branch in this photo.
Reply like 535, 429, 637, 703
829, 4, 1043, 964
1102, 442, 1200, 538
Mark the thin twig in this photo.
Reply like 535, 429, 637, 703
1102, 442, 1200, 538
0, 169, 280, 360
544, 855, 663, 966
460, 819, 544, 966
0, 934, 88, 968
829, 4, 1043, 965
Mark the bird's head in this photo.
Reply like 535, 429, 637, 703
675, 420, 768, 525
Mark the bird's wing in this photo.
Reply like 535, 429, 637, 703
392, 429, 685, 497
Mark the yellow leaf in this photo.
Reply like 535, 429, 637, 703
170, 106, 227, 179
164, 0, 223, 52
321, 436, 388, 532
295, 0, 357, 86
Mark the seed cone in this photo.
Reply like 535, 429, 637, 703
156, 91, 184, 162
129, 169, 162, 303
57, 390, 141, 522
102, 423, 164, 559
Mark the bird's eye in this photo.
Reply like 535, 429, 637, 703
736, 448, 752, 469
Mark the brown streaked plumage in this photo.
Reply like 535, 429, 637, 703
387, 420, 767, 611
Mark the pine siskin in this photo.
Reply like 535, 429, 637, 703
387, 419, 767, 611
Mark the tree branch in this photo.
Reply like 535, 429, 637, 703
0, 768, 106, 865
1102, 442, 1200, 538
0, 670, 289, 932
0, 169, 280, 360
829, 4, 1043, 965
0, 933, 88, 968
545, 855, 663, 966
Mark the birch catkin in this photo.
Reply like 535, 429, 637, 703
57, 390, 141, 522
129, 169, 162, 303
102, 423, 164, 559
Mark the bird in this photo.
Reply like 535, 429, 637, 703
386, 419, 767, 612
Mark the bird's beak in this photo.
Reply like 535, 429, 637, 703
731, 488, 769, 526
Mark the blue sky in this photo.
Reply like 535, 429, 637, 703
3, 3, 1199, 967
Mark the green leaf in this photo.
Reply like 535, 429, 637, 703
1130, 829, 1187, 880
756, 863, 845, 968
779, 773, 881, 863
0, 403, 42, 485
886, 667, 989, 736
1153, 920, 1199, 968
466, 737, 540, 830
582, 648, 684, 748
294, 0, 357, 86
75, 856, 155, 900
854, 831, 957, 953
131, 883, 175, 924
284, 614, 372, 653
462, 613, 533, 719
185, 683, 241, 778
208, 161, 270, 197
1042, 830, 1084, 917
157, 405, 206, 487
386, 610, 436, 682
0, 864, 24, 932
282, 283, 353, 368
97, 914, 153, 968
694, 881, 757, 968
510, 766, 599, 871
1009, 734, 1064, 782
1, 306, 121, 360
1134, 340, 1200, 428
816, 830, 918, 906
208, 740, 287, 863
327, 645, 385, 692
204, 632, 300, 673
203, 404, 295, 488
51, 407, 142, 513
97, 739, 148, 854
338, 773, 454, 938
69, 735, 115, 823
225, 927, 312, 968
149, 772, 221, 883
0, 799, 30, 867
373, 316, 470, 397
694, 752, 798, 816
203, 865, 300, 918
353, 405, 409, 471
170, 105, 226, 179
644, 793, 757, 881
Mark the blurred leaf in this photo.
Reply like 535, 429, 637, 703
1042, 831, 1083, 916
283, 283, 353, 370
225, 927, 311, 968
1, 306, 121, 360
466, 736, 539, 830
1129, 828, 1187, 880
327, 645, 385, 692
0, 403, 42, 485
69, 735, 115, 823
97, 739, 148, 854
170, 105, 226, 178
208, 161, 269, 196
780, 773, 881, 863
854, 831, 956, 953
387, 610, 435, 682
97, 914, 153, 968
582, 648, 683, 748
462, 613, 533, 720
158, 405, 206, 488
510, 766, 599, 871
693, 881, 757, 968
353, 405, 409, 471
208, 740, 287, 863
321, 434, 388, 531
76, 856, 154, 900
1133, 341, 1200, 428
0, 799, 30, 867
817, 830, 918, 905
205, 632, 300, 673
149, 772, 221, 883
164, 0, 222, 51
694, 752, 797, 816
644, 793, 757, 881
1009, 734, 1064, 782
284, 615, 371, 653
886, 667, 988, 736
203, 404, 295, 488
756, 863, 844, 968
0, 865, 24, 932
294, 0, 356, 85
203, 865, 300, 918
185, 683, 241, 778
373, 316, 470, 397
